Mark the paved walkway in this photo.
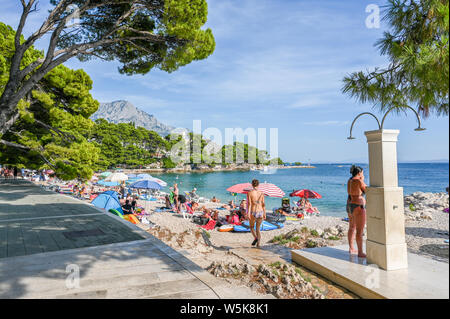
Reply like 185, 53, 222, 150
0, 180, 143, 258
0, 180, 272, 299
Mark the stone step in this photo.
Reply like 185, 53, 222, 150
0, 244, 169, 276
0, 239, 159, 265
1, 259, 190, 298
147, 288, 219, 299
47, 277, 210, 299
14, 268, 197, 299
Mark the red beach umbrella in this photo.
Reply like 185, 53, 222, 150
290, 189, 322, 199
226, 183, 251, 194
227, 183, 285, 198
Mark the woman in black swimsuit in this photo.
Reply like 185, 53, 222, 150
346, 165, 367, 258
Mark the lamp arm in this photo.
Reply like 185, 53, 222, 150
380, 106, 424, 130
348, 112, 381, 139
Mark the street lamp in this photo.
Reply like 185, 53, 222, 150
346, 105, 426, 271
347, 106, 426, 140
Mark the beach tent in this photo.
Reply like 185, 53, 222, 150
127, 173, 137, 178
91, 191, 123, 214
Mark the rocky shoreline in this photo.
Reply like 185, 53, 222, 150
120, 164, 315, 174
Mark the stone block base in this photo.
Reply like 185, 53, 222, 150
367, 240, 408, 271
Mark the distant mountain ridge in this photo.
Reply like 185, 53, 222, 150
90, 100, 177, 136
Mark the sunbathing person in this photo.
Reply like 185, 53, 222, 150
221, 200, 237, 211
304, 199, 320, 215
211, 196, 220, 203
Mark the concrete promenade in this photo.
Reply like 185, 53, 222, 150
0, 180, 272, 299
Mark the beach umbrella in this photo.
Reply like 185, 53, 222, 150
137, 173, 153, 179
227, 182, 285, 198
227, 183, 252, 194
129, 180, 162, 190
129, 179, 162, 212
91, 191, 123, 214
97, 180, 119, 187
105, 172, 128, 182
99, 171, 112, 179
149, 177, 167, 187
290, 189, 322, 199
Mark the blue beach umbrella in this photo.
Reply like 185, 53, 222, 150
129, 180, 162, 190
97, 180, 119, 187
91, 191, 123, 213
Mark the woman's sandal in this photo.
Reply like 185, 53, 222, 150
251, 238, 258, 246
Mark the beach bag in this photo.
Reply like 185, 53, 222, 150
193, 216, 209, 225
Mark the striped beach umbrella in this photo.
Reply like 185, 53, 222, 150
105, 172, 128, 182
289, 189, 322, 199
227, 182, 285, 198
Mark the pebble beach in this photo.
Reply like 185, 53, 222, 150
131, 191, 449, 299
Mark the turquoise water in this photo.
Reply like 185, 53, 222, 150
151, 163, 449, 217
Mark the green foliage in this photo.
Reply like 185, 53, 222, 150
409, 203, 416, 211
294, 162, 303, 166
310, 229, 320, 237
89, 119, 168, 169
342, 0, 449, 117
0, 23, 100, 181
328, 236, 340, 241
301, 227, 309, 233
306, 240, 318, 248
269, 261, 282, 268
162, 157, 177, 169
50, 0, 215, 75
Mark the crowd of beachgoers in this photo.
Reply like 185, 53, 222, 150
1, 166, 448, 298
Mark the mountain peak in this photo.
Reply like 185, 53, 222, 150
90, 100, 174, 136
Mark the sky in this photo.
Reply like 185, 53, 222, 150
1, 0, 449, 163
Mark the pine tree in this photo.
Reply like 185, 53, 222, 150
342, 0, 449, 117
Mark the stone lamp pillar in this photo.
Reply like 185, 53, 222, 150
364, 129, 408, 270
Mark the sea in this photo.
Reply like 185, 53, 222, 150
151, 163, 449, 217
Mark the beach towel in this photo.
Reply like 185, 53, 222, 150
200, 220, 216, 230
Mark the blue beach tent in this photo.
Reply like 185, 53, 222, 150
91, 191, 123, 214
